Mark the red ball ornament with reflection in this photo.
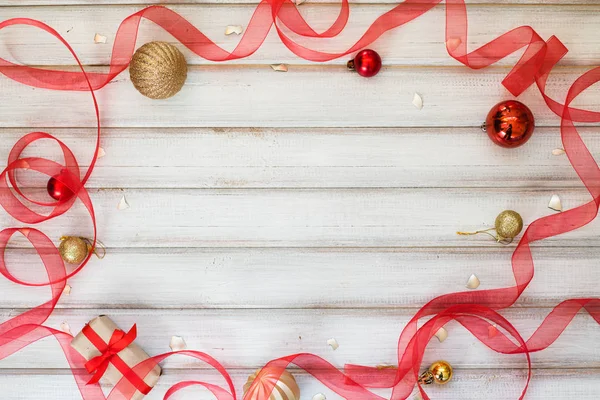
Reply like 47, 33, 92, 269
347, 49, 382, 78
484, 100, 535, 148
47, 170, 75, 201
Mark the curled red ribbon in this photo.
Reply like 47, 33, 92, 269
1, 1, 600, 399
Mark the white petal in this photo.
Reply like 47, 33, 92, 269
327, 338, 339, 350
94, 33, 107, 44
63, 284, 72, 296
312, 394, 326, 400
117, 195, 130, 210
548, 194, 562, 212
225, 25, 243, 35
552, 148, 565, 156
169, 336, 187, 351
97, 147, 106, 159
466, 274, 480, 289
412, 93, 423, 110
435, 327, 448, 343
270, 64, 289, 72
60, 322, 73, 335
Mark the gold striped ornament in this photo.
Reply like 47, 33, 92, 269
129, 41, 188, 99
243, 367, 300, 400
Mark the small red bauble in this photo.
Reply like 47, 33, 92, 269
347, 49, 382, 78
483, 100, 535, 148
47, 170, 74, 201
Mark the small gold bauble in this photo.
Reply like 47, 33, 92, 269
495, 210, 523, 239
129, 41, 187, 99
243, 367, 300, 400
429, 360, 453, 384
59, 236, 89, 265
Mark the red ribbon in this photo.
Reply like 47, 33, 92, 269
81, 324, 153, 395
1, 2, 600, 399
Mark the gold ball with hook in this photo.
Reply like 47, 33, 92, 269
429, 360, 453, 384
59, 236, 89, 265
494, 210, 523, 239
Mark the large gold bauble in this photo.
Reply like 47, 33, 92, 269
129, 41, 187, 99
59, 236, 89, 265
429, 360, 453, 384
243, 367, 300, 400
494, 210, 523, 239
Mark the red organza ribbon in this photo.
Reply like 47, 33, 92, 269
1, 1, 600, 399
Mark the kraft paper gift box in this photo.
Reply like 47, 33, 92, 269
71, 315, 161, 400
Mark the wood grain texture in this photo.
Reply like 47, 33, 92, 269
2, 127, 595, 189
1, 1, 599, 399
1, 308, 600, 370
1, 66, 599, 128
3, 369, 600, 400
2, 247, 599, 309
1, 188, 597, 248
1, 4, 600, 66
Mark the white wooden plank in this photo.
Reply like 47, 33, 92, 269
2, 126, 596, 189
0, 187, 597, 248
1, 66, 598, 128
1, 5, 600, 67
3, 368, 599, 400
2, 247, 598, 309
1, 308, 599, 370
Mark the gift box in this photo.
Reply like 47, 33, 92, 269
71, 315, 161, 400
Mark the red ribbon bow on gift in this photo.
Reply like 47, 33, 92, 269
82, 323, 153, 395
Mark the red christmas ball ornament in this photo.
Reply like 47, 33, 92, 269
47, 170, 75, 201
347, 49, 382, 78
483, 100, 535, 148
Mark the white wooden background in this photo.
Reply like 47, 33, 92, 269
1, 1, 600, 399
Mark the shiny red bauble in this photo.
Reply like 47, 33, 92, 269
347, 49, 382, 78
484, 100, 535, 148
47, 171, 74, 201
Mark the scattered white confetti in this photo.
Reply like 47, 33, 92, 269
63, 284, 72, 296
434, 327, 448, 343
412, 93, 423, 110
488, 324, 499, 339
97, 147, 106, 159
60, 322, 73, 335
548, 194, 562, 212
466, 274, 480, 289
552, 148, 566, 156
117, 195, 130, 210
312, 394, 326, 400
169, 336, 187, 351
270, 64, 288, 72
446, 38, 462, 52
94, 33, 107, 44
225, 25, 243, 35
327, 338, 339, 350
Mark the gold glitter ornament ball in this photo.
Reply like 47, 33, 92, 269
59, 236, 89, 265
243, 368, 300, 400
429, 361, 453, 385
495, 210, 524, 239
129, 41, 187, 99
